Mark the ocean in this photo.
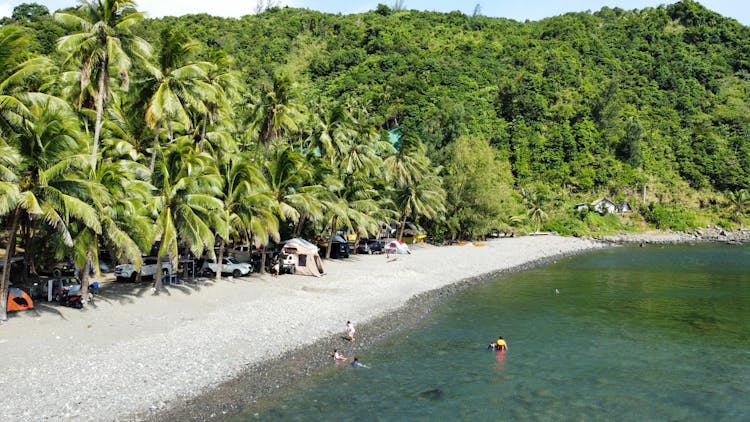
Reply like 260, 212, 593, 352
239, 243, 750, 421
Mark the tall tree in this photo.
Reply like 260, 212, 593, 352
55, 0, 152, 171
213, 152, 277, 280
149, 138, 223, 290
247, 72, 305, 163
1, 97, 100, 321
142, 27, 213, 170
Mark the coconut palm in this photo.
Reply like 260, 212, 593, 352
212, 152, 277, 280
247, 72, 305, 163
0, 25, 53, 141
726, 189, 749, 228
142, 27, 213, 170
1, 97, 100, 321
197, 49, 241, 152
149, 137, 223, 290
73, 157, 152, 302
519, 187, 550, 233
394, 170, 446, 240
382, 133, 428, 188
55, 0, 152, 171
307, 100, 358, 163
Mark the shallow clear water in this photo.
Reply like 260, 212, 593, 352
244, 244, 750, 421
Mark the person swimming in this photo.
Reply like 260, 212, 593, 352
351, 357, 369, 368
488, 336, 508, 351
332, 349, 347, 361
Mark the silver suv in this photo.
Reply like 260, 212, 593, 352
114, 257, 173, 282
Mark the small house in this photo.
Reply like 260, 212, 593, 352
617, 201, 633, 213
591, 198, 617, 215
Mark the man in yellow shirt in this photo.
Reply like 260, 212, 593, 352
496, 336, 508, 351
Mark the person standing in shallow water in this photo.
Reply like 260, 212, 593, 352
347, 320, 356, 342
496, 336, 508, 351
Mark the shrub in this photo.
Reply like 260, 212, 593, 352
642, 203, 699, 231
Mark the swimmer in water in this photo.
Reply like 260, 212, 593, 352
332, 349, 348, 361
351, 357, 369, 368
496, 336, 508, 351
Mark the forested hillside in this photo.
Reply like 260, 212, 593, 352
1, 0, 749, 297
140, 1, 750, 232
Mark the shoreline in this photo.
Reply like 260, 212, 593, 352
142, 246, 589, 421
4, 233, 741, 421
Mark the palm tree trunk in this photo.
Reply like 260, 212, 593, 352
215, 238, 225, 281
79, 251, 92, 306
198, 111, 208, 152
397, 211, 408, 241
150, 119, 161, 173
0, 207, 21, 322
153, 232, 166, 292
91, 69, 107, 172
167, 119, 174, 143
154, 254, 164, 292
259, 245, 267, 274
294, 215, 307, 237
326, 215, 337, 259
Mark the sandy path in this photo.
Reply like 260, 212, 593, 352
0, 236, 603, 421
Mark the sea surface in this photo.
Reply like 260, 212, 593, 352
241, 243, 750, 421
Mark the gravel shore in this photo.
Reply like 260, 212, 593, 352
2, 236, 605, 421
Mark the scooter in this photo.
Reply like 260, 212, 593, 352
57, 289, 84, 309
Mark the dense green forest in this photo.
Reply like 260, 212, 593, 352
1, 0, 749, 315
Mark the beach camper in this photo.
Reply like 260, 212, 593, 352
6, 287, 34, 312
280, 238, 325, 277
384, 239, 411, 255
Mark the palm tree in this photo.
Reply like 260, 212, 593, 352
197, 49, 241, 152
726, 189, 749, 228
308, 100, 358, 162
519, 187, 550, 233
55, 0, 152, 171
394, 170, 446, 240
1, 97, 100, 321
142, 27, 213, 170
213, 152, 277, 280
247, 72, 305, 163
0, 25, 52, 141
149, 138, 223, 291
74, 157, 152, 302
262, 145, 325, 270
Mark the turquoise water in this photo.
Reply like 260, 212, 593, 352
246, 244, 750, 421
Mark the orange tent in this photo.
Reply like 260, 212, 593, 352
7, 287, 34, 312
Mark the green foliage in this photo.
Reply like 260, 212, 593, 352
441, 135, 516, 239
642, 203, 700, 231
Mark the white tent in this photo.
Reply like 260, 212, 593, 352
384, 239, 411, 255
280, 238, 325, 277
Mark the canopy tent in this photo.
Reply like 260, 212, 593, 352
280, 238, 325, 277
384, 239, 411, 255
7, 287, 34, 312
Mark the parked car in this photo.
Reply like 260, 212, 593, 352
228, 244, 253, 263
29, 276, 80, 301
200, 256, 253, 277
37, 257, 76, 278
114, 257, 173, 282
318, 235, 350, 259
356, 238, 385, 255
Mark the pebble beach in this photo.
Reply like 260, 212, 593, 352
2, 236, 607, 420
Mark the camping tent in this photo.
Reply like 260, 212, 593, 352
384, 240, 411, 255
7, 287, 34, 312
280, 238, 325, 277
